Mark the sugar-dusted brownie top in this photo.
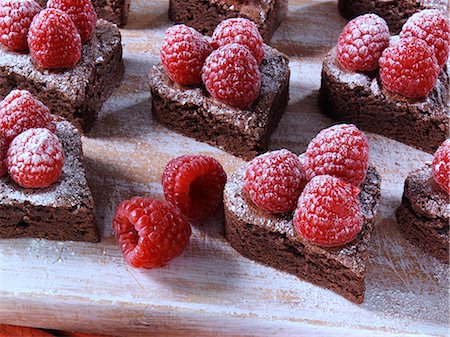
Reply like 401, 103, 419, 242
403, 164, 450, 222
0, 118, 94, 210
224, 164, 381, 276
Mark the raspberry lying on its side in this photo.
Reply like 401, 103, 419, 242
202, 43, 261, 108
243, 149, 308, 213
303, 124, 369, 187
432, 139, 450, 194
47, 0, 97, 42
0, 0, 42, 51
212, 18, 265, 65
400, 9, 450, 67
28, 8, 82, 70
112, 197, 191, 269
337, 14, 390, 71
0, 136, 7, 176
161, 24, 213, 85
293, 175, 363, 247
0, 90, 55, 144
379, 37, 440, 98
162, 155, 227, 219
7, 128, 64, 188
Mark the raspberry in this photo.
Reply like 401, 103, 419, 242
202, 43, 261, 108
161, 24, 213, 85
432, 139, 450, 194
379, 37, 440, 98
243, 149, 308, 213
400, 9, 450, 68
0, 90, 55, 144
0, 135, 6, 176
162, 155, 227, 219
112, 197, 191, 269
47, 0, 97, 42
28, 8, 82, 70
212, 18, 264, 65
293, 175, 363, 247
337, 14, 390, 71
303, 124, 369, 187
0, 0, 41, 51
7, 128, 64, 188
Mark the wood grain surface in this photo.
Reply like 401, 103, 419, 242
0, 0, 448, 336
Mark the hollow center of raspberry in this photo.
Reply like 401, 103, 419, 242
189, 176, 216, 210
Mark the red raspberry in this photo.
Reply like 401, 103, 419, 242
400, 9, 450, 68
161, 24, 213, 85
202, 43, 261, 108
0, 135, 7, 176
243, 149, 308, 213
303, 124, 369, 187
379, 37, 440, 98
112, 197, 191, 269
337, 14, 390, 71
7, 128, 64, 188
293, 175, 363, 247
162, 155, 227, 219
0, 0, 41, 51
432, 139, 450, 194
0, 90, 55, 144
47, 0, 97, 42
28, 8, 82, 70
212, 18, 264, 65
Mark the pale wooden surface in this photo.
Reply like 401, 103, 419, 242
0, 1, 449, 336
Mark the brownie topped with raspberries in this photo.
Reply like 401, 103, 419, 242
169, 0, 288, 42
338, 0, 449, 34
224, 125, 381, 303
320, 11, 450, 154
396, 141, 449, 263
0, 2, 124, 133
150, 20, 290, 160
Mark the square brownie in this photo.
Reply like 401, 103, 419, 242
319, 48, 449, 154
338, 0, 449, 34
169, 0, 288, 42
150, 45, 290, 160
224, 165, 381, 303
396, 164, 449, 262
0, 19, 124, 133
36, 0, 131, 26
0, 118, 100, 243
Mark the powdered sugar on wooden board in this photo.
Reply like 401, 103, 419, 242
0, 0, 448, 336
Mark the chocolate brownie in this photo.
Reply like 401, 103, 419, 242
396, 164, 449, 262
0, 118, 100, 242
319, 48, 449, 154
36, 0, 131, 26
338, 0, 449, 34
150, 45, 290, 160
169, 0, 288, 42
224, 165, 381, 303
0, 19, 124, 133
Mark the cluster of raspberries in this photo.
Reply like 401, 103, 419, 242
160, 18, 264, 108
336, 10, 449, 98
0, 90, 64, 189
243, 124, 370, 248
0, 0, 97, 69
112, 155, 227, 269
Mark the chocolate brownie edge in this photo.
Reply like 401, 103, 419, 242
223, 165, 381, 303
396, 198, 449, 263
